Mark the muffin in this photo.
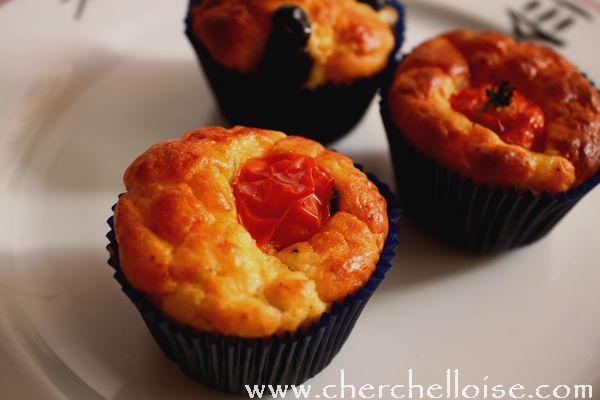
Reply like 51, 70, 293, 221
381, 30, 600, 251
185, 0, 405, 143
106, 126, 400, 393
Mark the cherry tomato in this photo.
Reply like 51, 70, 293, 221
232, 153, 334, 250
451, 85, 545, 150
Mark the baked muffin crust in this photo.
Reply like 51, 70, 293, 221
191, 0, 396, 88
114, 126, 388, 338
388, 30, 600, 194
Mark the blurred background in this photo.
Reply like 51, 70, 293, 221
1, 1, 599, 399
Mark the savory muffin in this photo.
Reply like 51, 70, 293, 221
107, 126, 398, 393
185, 0, 404, 142
381, 30, 600, 251
114, 126, 388, 337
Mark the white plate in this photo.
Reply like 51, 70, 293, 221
1, 1, 599, 399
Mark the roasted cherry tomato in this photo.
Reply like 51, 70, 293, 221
451, 85, 545, 150
232, 153, 334, 250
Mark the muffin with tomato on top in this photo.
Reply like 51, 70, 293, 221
381, 30, 600, 251
106, 126, 400, 394
185, 0, 404, 143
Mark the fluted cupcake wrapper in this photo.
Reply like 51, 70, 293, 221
184, 1, 405, 143
106, 166, 401, 395
380, 65, 600, 252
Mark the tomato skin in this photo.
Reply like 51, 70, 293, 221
232, 153, 334, 250
451, 85, 545, 150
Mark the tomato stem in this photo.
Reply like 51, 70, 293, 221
473, 80, 515, 127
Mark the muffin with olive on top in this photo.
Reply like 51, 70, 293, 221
186, 0, 404, 142
106, 126, 400, 393
381, 30, 600, 251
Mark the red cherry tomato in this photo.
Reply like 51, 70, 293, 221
232, 153, 334, 250
451, 85, 545, 150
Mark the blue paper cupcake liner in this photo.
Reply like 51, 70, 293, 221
184, 1, 405, 143
105, 166, 401, 395
380, 58, 600, 252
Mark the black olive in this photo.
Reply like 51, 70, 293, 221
259, 5, 313, 89
330, 189, 339, 215
271, 5, 312, 48
358, 0, 392, 10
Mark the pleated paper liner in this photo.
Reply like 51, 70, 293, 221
380, 69, 600, 252
184, 0, 405, 144
106, 167, 401, 395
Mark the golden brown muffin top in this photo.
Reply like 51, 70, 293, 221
387, 30, 600, 194
114, 126, 388, 338
191, 0, 397, 88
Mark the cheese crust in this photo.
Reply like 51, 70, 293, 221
114, 126, 388, 338
388, 30, 600, 194
191, 0, 396, 87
